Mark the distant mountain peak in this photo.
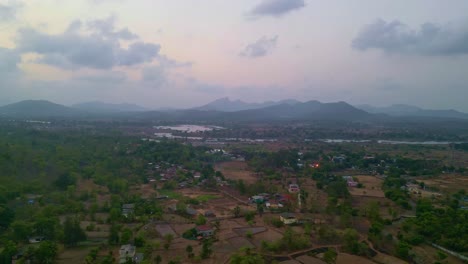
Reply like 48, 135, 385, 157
356, 104, 468, 119
194, 98, 301, 112
72, 101, 147, 112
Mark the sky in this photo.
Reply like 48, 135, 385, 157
1, 0, 468, 111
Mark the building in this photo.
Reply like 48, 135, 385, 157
196, 225, 214, 237
332, 155, 346, 163
28, 236, 45, 244
122, 204, 135, 217
119, 244, 136, 264
204, 210, 216, 217
288, 184, 300, 193
280, 212, 297, 225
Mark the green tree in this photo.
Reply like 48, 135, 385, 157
35, 241, 58, 264
109, 224, 120, 245
200, 239, 213, 259
63, 217, 87, 247
164, 234, 174, 250
186, 245, 194, 259
233, 206, 241, 218
230, 247, 265, 264
323, 248, 337, 264
195, 214, 207, 225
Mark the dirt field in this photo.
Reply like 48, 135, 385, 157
349, 175, 385, 198
336, 253, 375, 264
416, 174, 468, 194
372, 253, 408, 264
57, 247, 91, 264
215, 161, 258, 184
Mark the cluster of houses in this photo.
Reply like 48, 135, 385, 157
342, 176, 358, 187
119, 244, 144, 264
249, 193, 295, 211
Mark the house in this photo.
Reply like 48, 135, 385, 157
405, 184, 421, 194
122, 204, 135, 217
280, 213, 297, 225
196, 225, 214, 237
29, 236, 45, 244
288, 184, 300, 193
186, 207, 198, 217
194, 172, 202, 179
250, 195, 265, 204
204, 210, 216, 217
119, 244, 136, 264
332, 155, 346, 163
134, 253, 144, 264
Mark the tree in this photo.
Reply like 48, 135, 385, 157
63, 217, 87, 247
195, 214, 207, 225
200, 239, 213, 259
186, 245, 194, 259
121, 228, 132, 244
11, 220, 32, 241
155, 255, 162, 264
323, 248, 337, 264
0, 205, 14, 229
233, 206, 241, 218
109, 224, 120, 245
342, 228, 360, 254
230, 247, 265, 264
35, 241, 58, 264
164, 234, 174, 250
0, 240, 17, 264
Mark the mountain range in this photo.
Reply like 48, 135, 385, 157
193, 97, 301, 112
0, 98, 467, 122
356, 104, 468, 119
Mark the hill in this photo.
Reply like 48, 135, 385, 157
0, 100, 81, 118
193, 97, 301, 112
226, 100, 370, 121
357, 104, 468, 119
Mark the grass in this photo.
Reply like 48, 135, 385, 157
196, 194, 219, 202
158, 189, 184, 199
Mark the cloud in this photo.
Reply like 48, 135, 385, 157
73, 71, 127, 84
249, 0, 305, 17
141, 66, 167, 88
0, 0, 22, 22
0, 47, 21, 73
240, 36, 278, 58
87, 16, 138, 40
353, 19, 468, 56
15, 21, 160, 69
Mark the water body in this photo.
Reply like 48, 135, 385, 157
154, 125, 224, 133
317, 139, 464, 145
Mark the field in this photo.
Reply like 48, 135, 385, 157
416, 174, 468, 194
336, 253, 376, 264
215, 161, 258, 184
349, 175, 385, 198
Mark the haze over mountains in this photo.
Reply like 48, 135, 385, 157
357, 104, 468, 120
72, 101, 148, 113
0, 98, 467, 122
193, 97, 301, 112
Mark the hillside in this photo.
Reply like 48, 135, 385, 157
0, 100, 81, 117
194, 97, 301, 112
357, 104, 468, 120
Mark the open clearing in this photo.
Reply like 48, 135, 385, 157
215, 161, 258, 184
416, 174, 468, 194
349, 175, 385, 198
336, 253, 376, 264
